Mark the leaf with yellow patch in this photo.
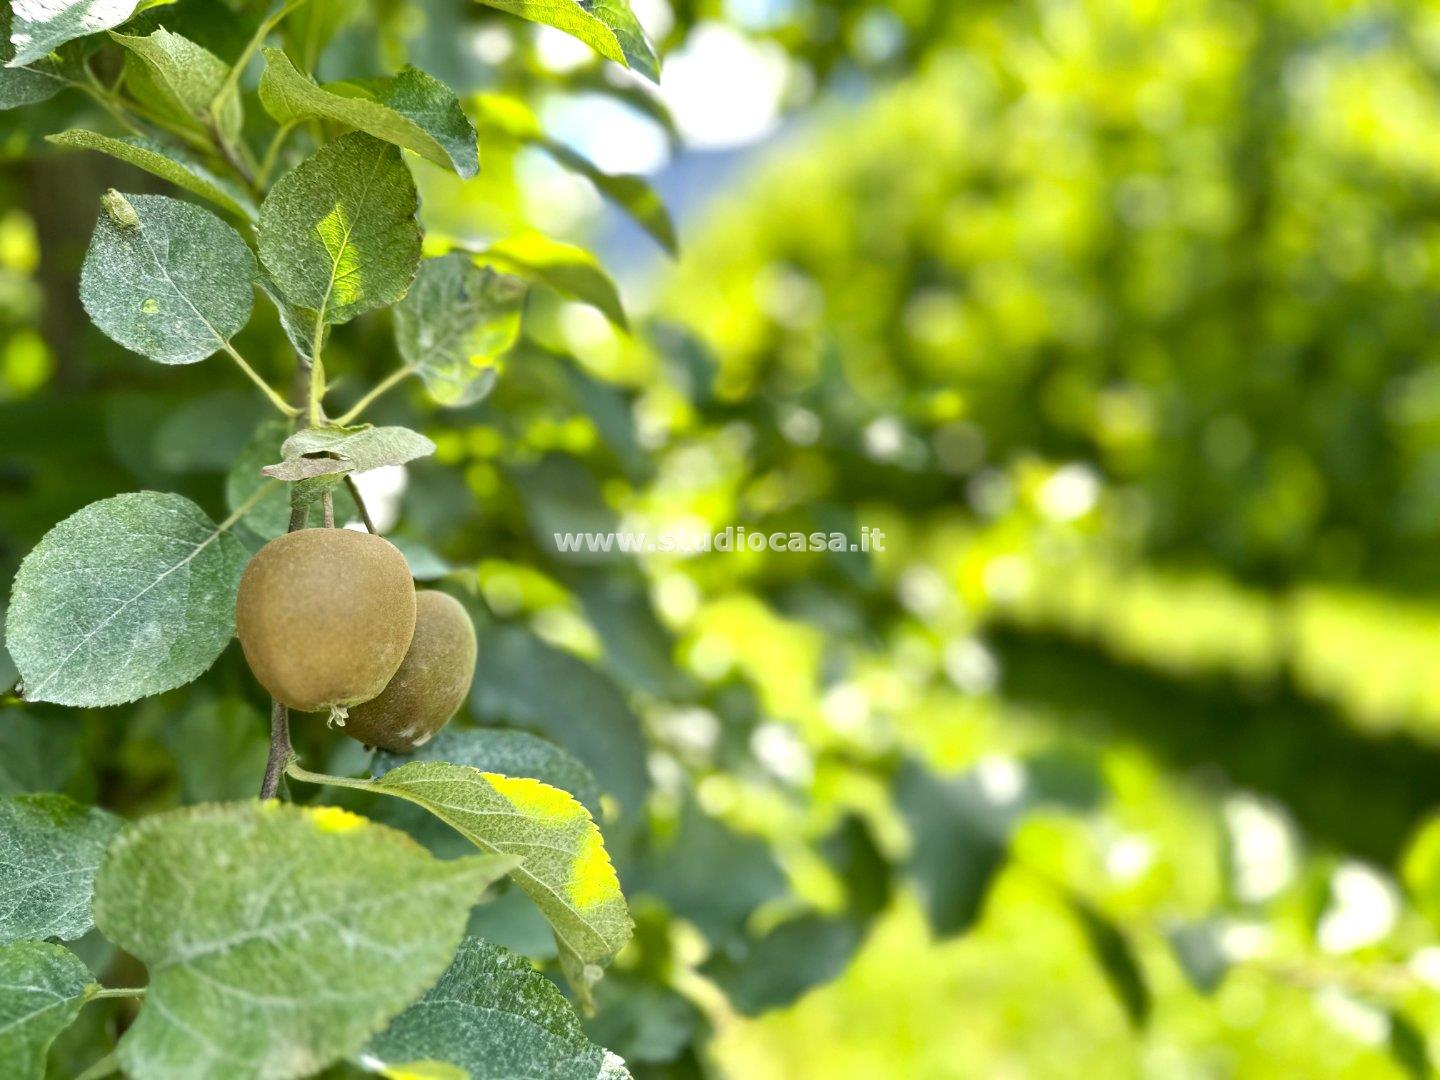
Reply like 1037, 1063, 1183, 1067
258, 132, 421, 326
290, 760, 632, 1008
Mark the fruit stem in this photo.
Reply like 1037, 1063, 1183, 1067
344, 474, 379, 534
322, 490, 335, 528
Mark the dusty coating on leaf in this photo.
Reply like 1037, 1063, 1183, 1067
91, 801, 514, 1080
0, 794, 123, 946
393, 254, 525, 407
80, 192, 259, 365
363, 937, 631, 1079
5, 492, 250, 707
0, 939, 96, 1076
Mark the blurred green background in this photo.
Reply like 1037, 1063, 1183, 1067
13, 0, 1440, 1075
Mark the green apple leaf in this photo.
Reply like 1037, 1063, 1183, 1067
473, 232, 627, 330
259, 49, 478, 177
48, 131, 256, 219
289, 761, 632, 1010
94, 802, 516, 1080
373, 728, 602, 815
258, 277, 324, 362
0, 794, 122, 945
5, 492, 251, 706
259, 132, 421, 326
8, 0, 145, 68
0, 940, 95, 1080
363, 938, 630, 1078
0, 6, 68, 108
111, 28, 241, 143
395, 254, 526, 407
79, 191, 258, 365
472, 0, 658, 83
263, 424, 436, 482
227, 418, 360, 540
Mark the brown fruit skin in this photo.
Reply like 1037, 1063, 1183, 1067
235, 529, 417, 713
341, 590, 477, 752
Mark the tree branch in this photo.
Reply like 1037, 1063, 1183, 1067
258, 359, 314, 799
259, 697, 293, 800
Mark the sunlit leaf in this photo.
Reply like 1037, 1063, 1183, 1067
6, 492, 250, 706
473, 0, 658, 83
474, 231, 627, 330
94, 802, 515, 1080
259, 132, 421, 326
259, 50, 477, 177
477, 94, 675, 253
363, 937, 631, 1078
0, 794, 121, 945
